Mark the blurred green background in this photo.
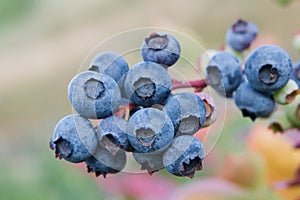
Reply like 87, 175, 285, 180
1, 0, 300, 199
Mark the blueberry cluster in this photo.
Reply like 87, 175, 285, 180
50, 32, 213, 178
206, 19, 299, 123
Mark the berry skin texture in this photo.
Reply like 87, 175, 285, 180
85, 146, 126, 178
124, 61, 172, 107
163, 92, 206, 136
89, 51, 129, 83
127, 108, 174, 153
245, 45, 293, 93
292, 61, 300, 87
141, 32, 181, 67
97, 116, 133, 153
163, 135, 205, 178
225, 19, 258, 51
50, 114, 98, 163
233, 82, 276, 121
206, 51, 244, 97
68, 71, 121, 119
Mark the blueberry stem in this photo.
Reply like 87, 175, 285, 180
172, 78, 207, 91
113, 103, 136, 120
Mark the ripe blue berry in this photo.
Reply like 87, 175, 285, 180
141, 32, 181, 67
68, 71, 121, 119
50, 114, 98, 163
124, 61, 172, 107
85, 146, 126, 178
132, 151, 164, 175
163, 92, 206, 136
233, 82, 276, 121
206, 51, 244, 97
225, 19, 258, 51
245, 45, 293, 93
292, 61, 300, 87
127, 108, 174, 153
97, 116, 133, 153
89, 51, 129, 83
163, 135, 205, 178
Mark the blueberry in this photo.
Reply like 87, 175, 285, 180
132, 151, 164, 175
225, 19, 258, 51
233, 82, 276, 121
206, 51, 244, 97
141, 32, 181, 67
245, 45, 293, 93
163, 135, 204, 178
292, 61, 300, 87
127, 108, 174, 153
50, 114, 98, 163
68, 71, 121, 119
85, 146, 126, 178
163, 92, 206, 136
97, 116, 133, 153
89, 51, 129, 83
124, 61, 172, 107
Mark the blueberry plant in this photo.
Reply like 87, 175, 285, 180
50, 18, 300, 187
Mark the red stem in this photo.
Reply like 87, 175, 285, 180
172, 78, 208, 91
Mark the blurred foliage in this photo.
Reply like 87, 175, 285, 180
0, 141, 104, 200
0, 0, 33, 26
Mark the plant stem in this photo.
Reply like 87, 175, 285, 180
172, 78, 208, 91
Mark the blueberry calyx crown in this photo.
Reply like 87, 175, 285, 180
181, 156, 203, 178
206, 66, 221, 85
241, 109, 257, 121
84, 78, 105, 99
100, 134, 120, 155
177, 116, 201, 135
258, 64, 279, 85
133, 77, 156, 100
232, 19, 248, 33
145, 32, 168, 50
52, 137, 73, 159
87, 166, 106, 178
136, 128, 157, 147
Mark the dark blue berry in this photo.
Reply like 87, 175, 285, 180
68, 71, 121, 119
233, 82, 276, 121
225, 19, 258, 51
124, 61, 172, 107
163, 135, 204, 178
141, 32, 181, 67
206, 51, 244, 97
50, 114, 98, 163
127, 108, 174, 153
163, 92, 206, 136
245, 45, 293, 93
97, 116, 133, 153
85, 146, 126, 178
89, 51, 129, 83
